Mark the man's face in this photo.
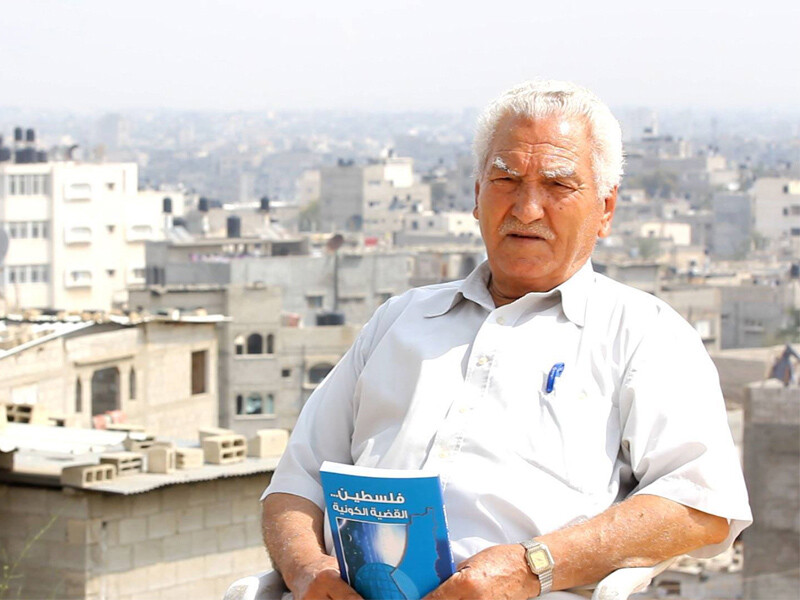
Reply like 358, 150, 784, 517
474, 113, 616, 298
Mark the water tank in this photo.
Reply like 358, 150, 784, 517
25, 128, 35, 143
36, 150, 48, 163
14, 148, 36, 164
260, 196, 270, 212
198, 197, 209, 212
14, 127, 23, 143
227, 215, 241, 238
162, 197, 172, 214
316, 312, 345, 326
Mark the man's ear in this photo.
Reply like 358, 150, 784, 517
473, 180, 480, 219
597, 185, 617, 238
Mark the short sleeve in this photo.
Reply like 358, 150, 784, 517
619, 306, 752, 558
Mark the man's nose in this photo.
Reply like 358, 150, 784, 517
510, 184, 546, 223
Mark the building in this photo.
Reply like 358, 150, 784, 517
712, 192, 752, 259
128, 284, 360, 438
751, 178, 800, 259
0, 421, 278, 600
319, 155, 431, 236
0, 315, 219, 437
0, 138, 182, 312
742, 379, 800, 599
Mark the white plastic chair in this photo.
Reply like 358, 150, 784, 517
223, 558, 676, 600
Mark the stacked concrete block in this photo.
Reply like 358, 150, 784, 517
61, 463, 118, 488
247, 429, 289, 457
106, 423, 146, 433
100, 452, 144, 476
147, 446, 177, 474
5, 403, 50, 425
198, 426, 234, 442
202, 435, 246, 465
123, 434, 156, 453
175, 447, 204, 470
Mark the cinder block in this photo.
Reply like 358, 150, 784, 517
198, 426, 233, 442
177, 506, 204, 533
175, 447, 204, 470
6, 403, 49, 425
107, 423, 146, 433
202, 435, 246, 465
61, 463, 118, 488
100, 451, 144, 476
0, 448, 15, 471
123, 435, 156, 453
147, 510, 176, 539
146, 446, 176, 474
119, 516, 148, 544
247, 428, 289, 457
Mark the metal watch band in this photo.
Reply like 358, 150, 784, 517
521, 540, 554, 596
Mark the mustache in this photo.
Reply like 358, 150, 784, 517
498, 219, 555, 240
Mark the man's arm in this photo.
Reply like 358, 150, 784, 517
425, 494, 729, 600
262, 492, 362, 600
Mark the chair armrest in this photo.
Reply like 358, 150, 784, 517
223, 569, 288, 600
591, 558, 676, 600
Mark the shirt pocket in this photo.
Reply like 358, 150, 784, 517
522, 381, 619, 495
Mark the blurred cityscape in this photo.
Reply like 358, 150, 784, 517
0, 104, 798, 600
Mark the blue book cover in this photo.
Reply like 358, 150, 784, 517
320, 461, 455, 600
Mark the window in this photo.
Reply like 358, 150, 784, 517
237, 392, 263, 415
307, 295, 324, 309
91, 366, 120, 416
75, 378, 82, 412
281, 368, 291, 378
234, 335, 245, 355
266, 334, 275, 354
129, 368, 137, 400
9, 223, 18, 238
265, 393, 275, 415
247, 333, 263, 354
308, 363, 334, 385
191, 350, 207, 395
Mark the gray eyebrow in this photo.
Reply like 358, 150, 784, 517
540, 166, 577, 179
492, 156, 522, 177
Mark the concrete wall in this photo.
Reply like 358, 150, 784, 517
0, 473, 271, 600
743, 381, 800, 600
0, 321, 218, 437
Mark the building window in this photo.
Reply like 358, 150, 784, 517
266, 333, 275, 354
234, 335, 245, 355
129, 368, 137, 400
237, 392, 263, 415
306, 295, 324, 309
191, 350, 207, 395
247, 333, 263, 354
281, 368, 291, 378
75, 378, 82, 413
265, 393, 275, 415
91, 366, 120, 416
308, 363, 334, 385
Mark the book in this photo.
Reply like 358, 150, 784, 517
320, 461, 455, 600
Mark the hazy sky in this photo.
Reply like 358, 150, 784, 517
2, 0, 798, 112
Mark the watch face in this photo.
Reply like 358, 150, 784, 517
530, 550, 552, 571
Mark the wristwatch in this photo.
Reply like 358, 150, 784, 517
521, 539, 554, 596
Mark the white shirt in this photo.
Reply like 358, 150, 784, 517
264, 260, 752, 564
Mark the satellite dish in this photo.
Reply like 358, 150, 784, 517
0, 229, 8, 265
326, 233, 344, 253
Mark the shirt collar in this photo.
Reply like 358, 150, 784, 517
424, 259, 595, 326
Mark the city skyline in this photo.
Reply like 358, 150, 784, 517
2, 0, 799, 112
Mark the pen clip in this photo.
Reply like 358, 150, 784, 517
545, 363, 565, 394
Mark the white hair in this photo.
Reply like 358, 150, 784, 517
473, 79, 624, 199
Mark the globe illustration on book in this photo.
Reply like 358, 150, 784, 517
354, 563, 419, 600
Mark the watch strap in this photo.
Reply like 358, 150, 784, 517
521, 539, 554, 596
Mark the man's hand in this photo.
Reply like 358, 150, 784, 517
424, 544, 538, 600
290, 554, 363, 600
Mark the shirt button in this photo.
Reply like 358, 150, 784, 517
496, 316, 505, 325
476, 356, 488, 366
459, 406, 469, 414
439, 450, 449, 459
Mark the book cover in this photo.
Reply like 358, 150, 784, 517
320, 461, 455, 600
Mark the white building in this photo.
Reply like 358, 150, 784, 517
751, 177, 800, 258
1, 160, 182, 312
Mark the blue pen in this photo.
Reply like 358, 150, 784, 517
545, 363, 565, 393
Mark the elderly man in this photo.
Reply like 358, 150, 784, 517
261, 80, 751, 600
